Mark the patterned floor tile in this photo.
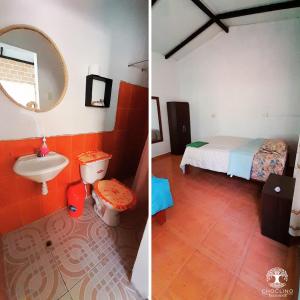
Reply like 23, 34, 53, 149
2, 196, 144, 299
86, 218, 117, 247
59, 292, 73, 300
5, 258, 31, 300
26, 251, 67, 300
43, 209, 77, 248
53, 235, 100, 290
3, 224, 48, 261
5, 249, 67, 300
69, 261, 142, 300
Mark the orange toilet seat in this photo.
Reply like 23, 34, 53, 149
93, 179, 136, 211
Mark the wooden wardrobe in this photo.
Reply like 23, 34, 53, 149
167, 102, 191, 155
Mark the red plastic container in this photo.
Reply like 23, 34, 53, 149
67, 182, 86, 218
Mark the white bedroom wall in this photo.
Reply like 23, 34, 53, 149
176, 18, 300, 164
0, 0, 148, 140
152, 52, 180, 157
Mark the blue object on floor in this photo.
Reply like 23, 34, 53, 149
152, 176, 174, 215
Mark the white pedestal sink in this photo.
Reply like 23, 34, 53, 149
13, 152, 69, 195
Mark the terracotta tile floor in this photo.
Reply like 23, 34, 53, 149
152, 155, 290, 300
2, 198, 145, 300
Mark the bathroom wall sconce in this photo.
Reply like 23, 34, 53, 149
85, 74, 113, 108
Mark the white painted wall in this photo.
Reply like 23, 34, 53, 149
176, 19, 300, 164
0, 0, 148, 140
131, 219, 148, 299
152, 52, 180, 157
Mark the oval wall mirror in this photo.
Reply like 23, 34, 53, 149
0, 25, 67, 112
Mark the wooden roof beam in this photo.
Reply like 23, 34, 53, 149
217, 0, 300, 19
190, 0, 229, 33
165, 19, 214, 59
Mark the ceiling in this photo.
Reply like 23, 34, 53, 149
152, 0, 300, 60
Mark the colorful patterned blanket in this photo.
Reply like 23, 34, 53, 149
251, 139, 287, 182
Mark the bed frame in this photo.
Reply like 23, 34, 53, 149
153, 210, 166, 225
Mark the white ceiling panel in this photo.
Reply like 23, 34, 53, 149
152, 0, 209, 54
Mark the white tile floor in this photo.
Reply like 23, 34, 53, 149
2, 198, 145, 300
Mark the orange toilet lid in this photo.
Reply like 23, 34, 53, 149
78, 151, 112, 165
93, 179, 136, 211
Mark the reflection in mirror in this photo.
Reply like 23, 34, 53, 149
0, 43, 39, 109
152, 96, 163, 143
0, 26, 67, 112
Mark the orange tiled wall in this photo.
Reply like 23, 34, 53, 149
0, 81, 148, 234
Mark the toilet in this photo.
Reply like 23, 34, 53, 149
78, 151, 136, 226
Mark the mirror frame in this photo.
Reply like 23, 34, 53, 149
0, 24, 68, 112
152, 96, 163, 144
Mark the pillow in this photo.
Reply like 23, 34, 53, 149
260, 139, 287, 155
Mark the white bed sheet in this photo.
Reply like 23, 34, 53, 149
180, 136, 251, 174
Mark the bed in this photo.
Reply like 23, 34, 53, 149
180, 136, 287, 182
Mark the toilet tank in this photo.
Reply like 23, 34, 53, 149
80, 158, 110, 184
78, 151, 112, 184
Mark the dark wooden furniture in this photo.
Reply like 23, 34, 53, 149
167, 102, 191, 155
261, 174, 295, 245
